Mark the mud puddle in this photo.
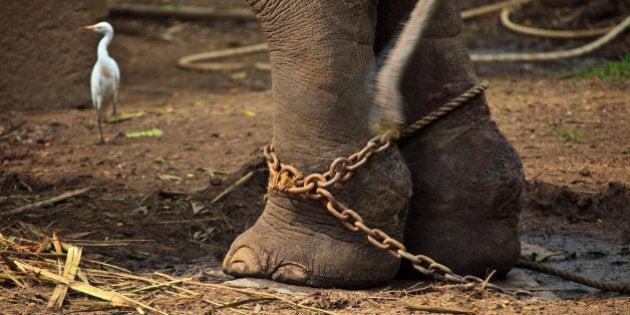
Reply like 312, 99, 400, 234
521, 232, 629, 299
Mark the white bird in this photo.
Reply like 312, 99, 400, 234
79, 21, 120, 144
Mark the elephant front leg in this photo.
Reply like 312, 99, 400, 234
222, 0, 412, 288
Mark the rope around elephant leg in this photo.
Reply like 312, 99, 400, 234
517, 259, 630, 294
399, 82, 489, 139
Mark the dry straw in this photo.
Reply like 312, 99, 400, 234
0, 229, 342, 314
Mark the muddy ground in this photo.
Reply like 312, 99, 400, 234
1, 0, 629, 314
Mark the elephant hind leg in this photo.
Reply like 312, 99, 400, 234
376, 1, 524, 277
399, 119, 523, 277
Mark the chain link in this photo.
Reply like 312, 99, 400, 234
264, 83, 508, 293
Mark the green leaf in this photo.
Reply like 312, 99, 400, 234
533, 247, 562, 263
104, 110, 147, 124
103, 211, 119, 219
198, 167, 228, 178
153, 156, 165, 164
124, 129, 163, 138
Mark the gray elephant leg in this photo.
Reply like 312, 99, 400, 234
222, 0, 412, 288
375, 1, 524, 276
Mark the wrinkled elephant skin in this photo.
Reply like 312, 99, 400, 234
222, 0, 523, 288
374, 0, 523, 277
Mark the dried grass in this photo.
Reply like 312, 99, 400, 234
0, 229, 344, 314
3, 224, 559, 314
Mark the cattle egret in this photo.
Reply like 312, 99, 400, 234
79, 21, 120, 144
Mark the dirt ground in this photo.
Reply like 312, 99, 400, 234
1, 0, 629, 314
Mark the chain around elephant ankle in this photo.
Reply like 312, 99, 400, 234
263, 82, 504, 292
264, 145, 506, 294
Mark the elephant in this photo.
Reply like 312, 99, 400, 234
222, 0, 524, 289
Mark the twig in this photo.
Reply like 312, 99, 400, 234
86, 269, 199, 296
199, 299, 249, 315
0, 251, 133, 274
12, 260, 167, 315
51, 233, 64, 254
0, 251, 20, 271
81, 259, 132, 273
401, 300, 476, 314
129, 278, 192, 294
186, 281, 338, 315
2, 187, 91, 217
156, 217, 220, 224
64, 239, 154, 247
48, 246, 83, 309
572, 189, 598, 195
211, 171, 254, 204
153, 271, 176, 281
199, 167, 229, 178
481, 269, 496, 290
0, 264, 27, 288
215, 297, 275, 310
503, 287, 567, 292
18, 179, 33, 192
0, 120, 26, 138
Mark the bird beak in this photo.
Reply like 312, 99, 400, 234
78, 25, 97, 31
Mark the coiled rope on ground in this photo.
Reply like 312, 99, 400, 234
175, 0, 629, 71
472, 12, 630, 62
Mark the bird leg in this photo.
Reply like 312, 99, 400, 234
112, 101, 126, 142
97, 115, 106, 145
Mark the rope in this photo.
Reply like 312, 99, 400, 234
177, 43, 269, 72
517, 259, 630, 294
400, 82, 488, 138
176, 2, 629, 70
461, 0, 532, 20
471, 13, 630, 62
499, 7, 614, 39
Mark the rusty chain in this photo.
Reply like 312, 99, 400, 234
263, 83, 514, 292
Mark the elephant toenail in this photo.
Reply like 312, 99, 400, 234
224, 247, 262, 276
272, 264, 308, 284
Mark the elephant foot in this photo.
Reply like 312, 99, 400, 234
223, 198, 397, 288
223, 147, 412, 288
400, 114, 524, 278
